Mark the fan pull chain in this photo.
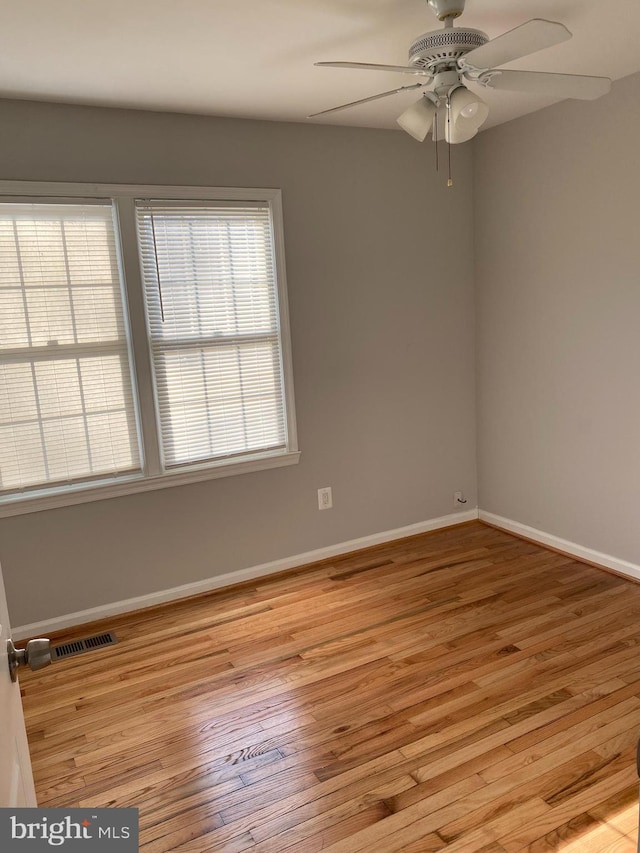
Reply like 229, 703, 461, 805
434, 111, 439, 172
446, 96, 453, 187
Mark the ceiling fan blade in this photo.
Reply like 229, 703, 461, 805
483, 69, 611, 100
315, 62, 431, 77
308, 83, 425, 118
463, 19, 571, 71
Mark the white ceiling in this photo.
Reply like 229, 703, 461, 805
1, 0, 639, 132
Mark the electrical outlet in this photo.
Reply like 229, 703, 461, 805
318, 487, 333, 510
453, 490, 467, 509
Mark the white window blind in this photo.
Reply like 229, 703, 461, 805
0, 203, 141, 493
136, 201, 288, 469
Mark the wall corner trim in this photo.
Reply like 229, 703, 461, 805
479, 510, 640, 583
13, 508, 479, 640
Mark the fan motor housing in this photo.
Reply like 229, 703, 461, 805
409, 27, 488, 71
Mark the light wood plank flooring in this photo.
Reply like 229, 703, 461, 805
20, 521, 640, 851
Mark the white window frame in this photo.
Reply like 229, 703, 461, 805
0, 181, 299, 517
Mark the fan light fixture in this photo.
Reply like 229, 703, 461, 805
445, 87, 489, 143
396, 96, 436, 141
311, 0, 612, 183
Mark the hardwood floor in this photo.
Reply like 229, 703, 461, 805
20, 521, 640, 851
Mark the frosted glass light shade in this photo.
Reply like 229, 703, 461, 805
444, 119, 479, 144
447, 87, 489, 143
396, 97, 436, 142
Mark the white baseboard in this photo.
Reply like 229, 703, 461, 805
13, 508, 478, 640
479, 510, 640, 583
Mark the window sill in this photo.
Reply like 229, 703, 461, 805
0, 450, 301, 518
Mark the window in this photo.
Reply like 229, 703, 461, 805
0, 184, 298, 516
136, 202, 287, 468
0, 203, 141, 492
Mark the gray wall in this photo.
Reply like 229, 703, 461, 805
475, 72, 640, 564
0, 99, 477, 627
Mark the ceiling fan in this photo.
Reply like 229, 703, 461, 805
309, 0, 611, 145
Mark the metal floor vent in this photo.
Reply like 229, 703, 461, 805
52, 631, 118, 661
